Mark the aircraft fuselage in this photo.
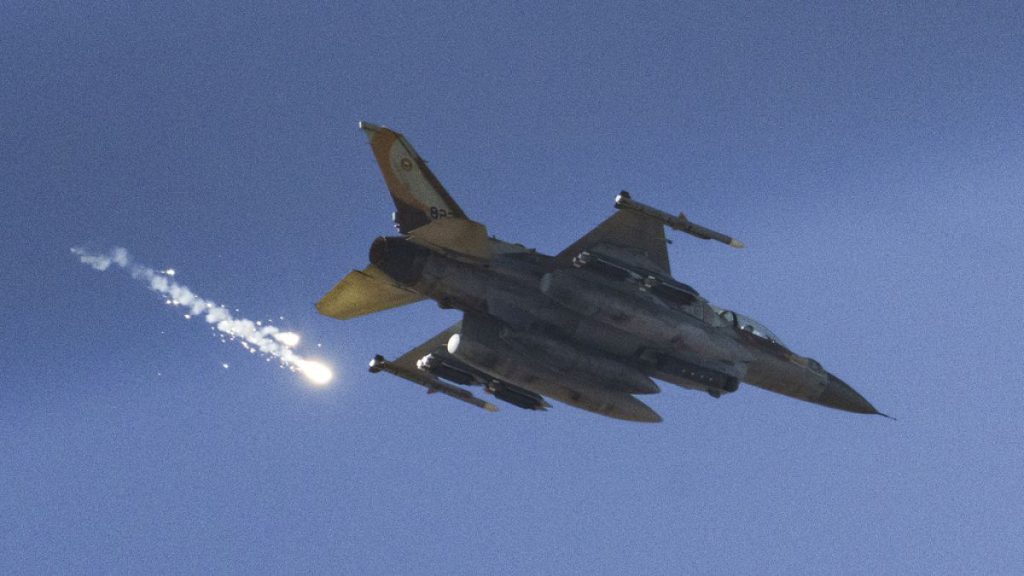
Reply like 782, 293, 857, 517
319, 122, 881, 421
369, 234, 877, 417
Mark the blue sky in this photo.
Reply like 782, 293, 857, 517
2, 2, 1022, 574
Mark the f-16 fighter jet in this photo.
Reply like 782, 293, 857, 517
317, 123, 883, 422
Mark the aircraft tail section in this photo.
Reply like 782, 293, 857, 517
316, 264, 425, 320
360, 122, 468, 234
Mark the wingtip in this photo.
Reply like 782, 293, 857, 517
358, 121, 383, 143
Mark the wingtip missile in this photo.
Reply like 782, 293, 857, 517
614, 192, 744, 249
368, 354, 499, 413
369, 354, 387, 373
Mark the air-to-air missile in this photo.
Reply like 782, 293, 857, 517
614, 191, 745, 248
369, 354, 498, 413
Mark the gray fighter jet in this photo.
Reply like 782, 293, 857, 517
317, 122, 883, 422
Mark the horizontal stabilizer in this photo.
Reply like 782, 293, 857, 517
316, 265, 424, 320
407, 217, 491, 261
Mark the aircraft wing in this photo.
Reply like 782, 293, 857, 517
316, 265, 425, 320
370, 321, 499, 413
554, 209, 671, 275
392, 321, 463, 368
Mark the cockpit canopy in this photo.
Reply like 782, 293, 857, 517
713, 307, 786, 346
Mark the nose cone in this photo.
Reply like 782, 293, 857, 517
817, 373, 880, 415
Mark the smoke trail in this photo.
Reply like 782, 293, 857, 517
71, 247, 334, 386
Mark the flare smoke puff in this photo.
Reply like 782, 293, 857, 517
71, 247, 333, 385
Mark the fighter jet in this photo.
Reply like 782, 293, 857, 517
317, 122, 883, 422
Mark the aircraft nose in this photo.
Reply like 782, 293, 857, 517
817, 373, 879, 415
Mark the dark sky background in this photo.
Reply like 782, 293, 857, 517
2, 2, 1022, 574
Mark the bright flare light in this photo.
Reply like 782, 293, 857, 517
72, 247, 336, 388
297, 359, 334, 386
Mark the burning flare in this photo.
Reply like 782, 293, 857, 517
72, 247, 334, 386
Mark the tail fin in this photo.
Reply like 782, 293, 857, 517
360, 122, 468, 234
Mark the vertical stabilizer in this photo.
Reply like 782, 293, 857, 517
360, 122, 468, 234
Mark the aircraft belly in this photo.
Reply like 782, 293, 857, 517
417, 254, 648, 362
520, 376, 662, 423
540, 269, 748, 361
502, 331, 659, 395
446, 317, 661, 421
471, 362, 661, 423
412, 255, 490, 312
486, 289, 646, 358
